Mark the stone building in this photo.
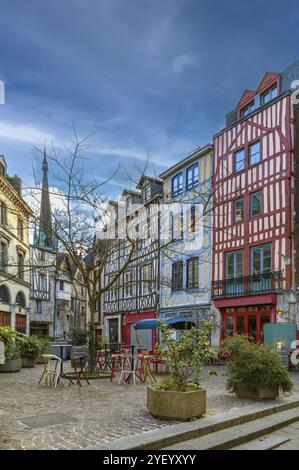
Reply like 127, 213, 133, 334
0, 155, 32, 334
159, 145, 214, 339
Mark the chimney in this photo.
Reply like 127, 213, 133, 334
7, 175, 22, 196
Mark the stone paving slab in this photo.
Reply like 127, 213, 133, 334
0, 363, 298, 450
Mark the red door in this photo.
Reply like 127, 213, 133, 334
222, 306, 272, 343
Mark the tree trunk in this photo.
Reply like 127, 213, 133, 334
88, 300, 96, 372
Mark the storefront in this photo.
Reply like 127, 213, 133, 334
122, 310, 157, 352
215, 294, 277, 344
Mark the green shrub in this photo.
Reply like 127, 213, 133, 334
19, 336, 42, 358
70, 328, 88, 346
157, 320, 216, 392
36, 336, 51, 354
221, 335, 293, 393
4, 342, 20, 360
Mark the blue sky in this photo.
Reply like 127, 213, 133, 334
0, 0, 299, 197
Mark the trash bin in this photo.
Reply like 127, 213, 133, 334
50, 341, 71, 360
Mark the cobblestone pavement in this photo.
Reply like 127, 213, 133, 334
0, 364, 298, 450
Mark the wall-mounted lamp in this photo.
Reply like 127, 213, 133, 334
277, 310, 284, 317
276, 340, 283, 349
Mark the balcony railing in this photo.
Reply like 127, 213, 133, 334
211, 271, 283, 300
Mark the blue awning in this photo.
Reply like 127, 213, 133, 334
133, 317, 195, 330
133, 319, 159, 330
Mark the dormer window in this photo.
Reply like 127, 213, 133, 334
186, 163, 199, 189
241, 100, 255, 118
172, 173, 183, 197
260, 85, 277, 105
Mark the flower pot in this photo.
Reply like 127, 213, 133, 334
147, 385, 206, 421
234, 385, 280, 400
0, 358, 22, 373
21, 356, 37, 368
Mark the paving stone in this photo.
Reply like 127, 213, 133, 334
1, 363, 299, 450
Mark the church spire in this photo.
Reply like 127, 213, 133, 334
36, 148, 54, 250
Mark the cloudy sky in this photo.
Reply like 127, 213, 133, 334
0, 0, 299, 197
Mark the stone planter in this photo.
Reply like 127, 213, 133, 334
21, 356, 37, 368
0, 358, 22, 373
147, 385, 206, 421
36, 356, 46, 364
234, 385, 280, 400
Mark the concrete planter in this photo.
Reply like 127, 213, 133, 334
147, 385, 206, 421
0, 358, 22, 373
234, 385, 280, 400
21, 356, 37, 368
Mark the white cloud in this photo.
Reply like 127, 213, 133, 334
172, 53, 200, 73
0, 120, 55, 145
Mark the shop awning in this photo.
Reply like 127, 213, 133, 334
133, 317, 195, 330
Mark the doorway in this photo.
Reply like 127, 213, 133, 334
222, 305, 272, 343
108, 318, 119, 351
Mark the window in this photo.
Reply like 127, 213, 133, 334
39, 274, 47, 291
59, 280, 64, 291
141, 264, 151, 295
0, 285, 10, 303
0, 201, 7, 225
172, 173, 183, 197
250, 244, 272, 274
16, 291, 26, 308
234, 198, 244, 223
17, 219, 24, 240
241, 101, 255, 117
249, 141, 260, 166
188, 205, 197, 234
36, 300, 42, 314
250, 191, 262, 217
186, 257, 199, 290
234, 148, 245, 172
186, 164, 199, 189
17, 253, 24, 280
0, 242, 7, 270
226, 251, 244, 279
261, 85, 277, 105
124, 270, 133, 298
173, 210, 184, 240
172, 261, 183, 291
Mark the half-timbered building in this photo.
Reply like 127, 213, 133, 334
103, 176, 162, 351
212, 59, 299, 345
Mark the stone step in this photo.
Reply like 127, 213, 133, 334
232, 435, 290, 450
87, 393, 299, 450
164, 407, 299, 450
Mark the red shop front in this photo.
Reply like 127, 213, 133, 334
215, 294, 277, 344
122, 310, 157, 351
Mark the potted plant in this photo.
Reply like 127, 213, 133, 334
19, 336, 42, 368
221, 335, 293, 400
0, 326, 22, 373
147, 320, 216, 421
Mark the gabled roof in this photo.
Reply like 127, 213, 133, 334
257, 72, 280, 93
237, 89, 256, 108
136, 175, 162, 190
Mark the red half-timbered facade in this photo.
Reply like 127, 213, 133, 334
212, 66, 297, 344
